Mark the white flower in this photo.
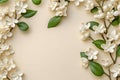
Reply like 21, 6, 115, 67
86, 48, 98, 60
101, 58, 112, 67
6, 16, 18, 28
85, 0, 94, 10
101, 41, 116, 53
15, 1, 28, 14
56, 7, 68, 16
110, 64, 120, 78
81, 57, 88, 68
107, 29, 120, 41
49, 1, 59, 11
2, 32, 13, 40
0, 70, 8, 80
0, 43, 9, 54
94, 11, 105, 19
106, 11, 114, 21
8, 70, 23, 80
93, 24, 106, 34
80, 23, 90, 40
0, 57, 16, 71
71, 0, 85, 6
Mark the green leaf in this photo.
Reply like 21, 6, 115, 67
91, 7, 98, 13
80, 52, 88, 58
17, 22, 29, 31
48, 16, 62, 28
32, 0, 41, 5
111, 16, 120, 26
92, 40, 106, 50
0, 0, 8, 4
88, 21, 99, 30
21, 9, 37, 18
89, 61, 104, 76
116, 45, 120, 57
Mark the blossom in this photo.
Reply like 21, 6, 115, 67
0, 43, 10, 54
49, 0, 69, 16
107, 29, 120, 42
0, 57, 16, 71
81, 57, 89, 68
110, 64, 120, 78
85, 0, 94, 10
93, 24, 106, 34
101, 41, 116, 53
5, 16, 18, 28
0, 70, 8, 80
15, 1, 28, 14
86, 48, 98, 60
101, 58, 112, 67
80, 23, 90, 40
8, 70, 23, 80
94, 10, 105, 19
70, 0, 85, 6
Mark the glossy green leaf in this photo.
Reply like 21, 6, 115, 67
32, 0, 41, 5
116, 45, 120, 57
91, 7, 98, 13
88, 21, 99, 30
0, 0, 8, 4
48, 16, 62, 28
111, 16, 120, 26
92, 40, 106, 50
17, 22, 29, 31
89, 61, 104, 76
80, 52, 88, 58
21, 9, 37, 18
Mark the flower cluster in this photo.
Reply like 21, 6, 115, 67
0, 0, 38, 80
49, 0, 69, 16
79, 0, 120, 80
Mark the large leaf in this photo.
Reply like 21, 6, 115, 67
116, 45, 120, 57
32, 0, 41, 5
48, 16, 62, 28
21, 9, 37, 18
0, 0, 8, 4
92, 40, 106, 50
89, 61, 104, 76
88, 21, 99, 30
80, 52, 88, 58
17, 22, 29, 31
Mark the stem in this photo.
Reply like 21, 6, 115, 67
89, 36, 94, 41
101, 33, 106, 41
109, 53, 115, 64
108, 68, 112, 80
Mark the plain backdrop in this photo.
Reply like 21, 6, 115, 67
3, 0, 109, 80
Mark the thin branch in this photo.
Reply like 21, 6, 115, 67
109, 53, 115, 64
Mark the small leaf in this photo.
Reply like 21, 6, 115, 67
116, 45, 120, 57
17, 22, 29, 31
89, 61, 104, 76
32, 0, 41, 5
48, 16, 62, 28
111, 16, 120, 26
88, 21, 99, 30
93, 40, 106, 50
80, 52, 88, 58
21, 9, 37, 18
91, 7, 98, 13
0, 0, 8, 4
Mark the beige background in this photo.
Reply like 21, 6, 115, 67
4, 0, 107, 80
